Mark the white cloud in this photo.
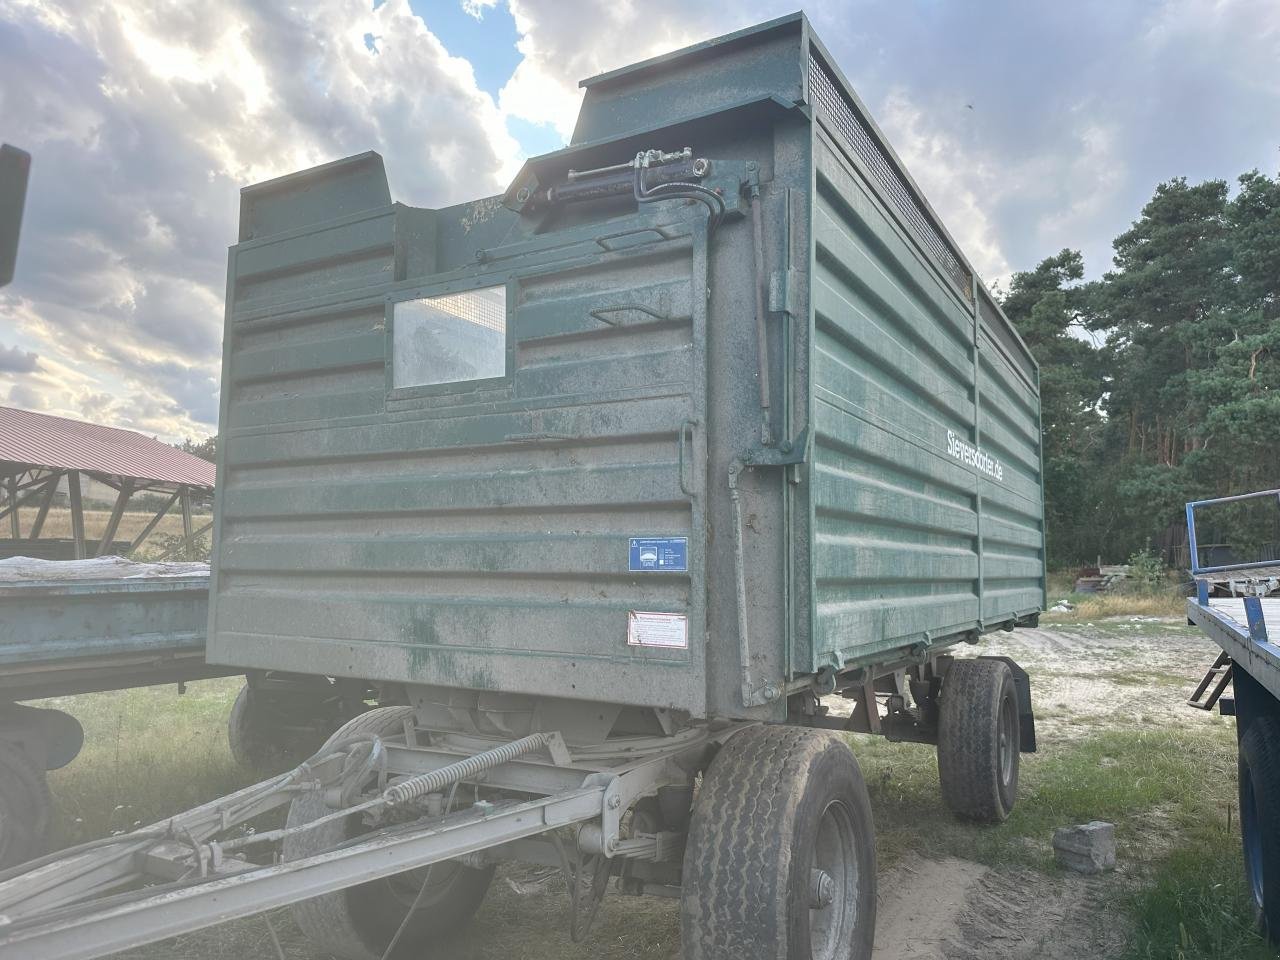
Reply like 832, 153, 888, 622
0, 0, 521, 440
462, 0, 499, 20
876, 89, 1014, 284
498, 1, 753, 141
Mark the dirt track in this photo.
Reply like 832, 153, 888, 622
865, 619, 1214, 960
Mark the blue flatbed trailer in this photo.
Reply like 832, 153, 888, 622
0, 558, 235, 867
0, 558, 221, 700
1185, 489, 1280, 942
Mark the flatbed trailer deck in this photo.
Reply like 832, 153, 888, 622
0, 557, 223, 699
1185, 489, 1280, 942
0, 557, 236, 867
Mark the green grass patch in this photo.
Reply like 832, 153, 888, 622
855, 725, 1241, 869
1121, 841, 1273, 960
38, 677, 253, 846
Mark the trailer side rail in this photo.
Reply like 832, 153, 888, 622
1185, 489, 1280, 702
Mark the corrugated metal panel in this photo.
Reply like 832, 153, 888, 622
211, 177, 709, 712
806, 51, 974, 303
976, 292, 1045, 619
0, 406, 215, 488
808, 132, 985, 671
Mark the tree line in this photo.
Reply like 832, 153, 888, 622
1000, 169, 1280, 569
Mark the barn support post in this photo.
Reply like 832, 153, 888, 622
180, 487, 193, 541
5, 474, 17, 538
97, 480, 134, 557
128, 490, 180, 552
28, 474, 59, 539
67, 470, 85, 559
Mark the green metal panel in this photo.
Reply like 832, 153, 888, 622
207, 14, 1044, 720
804, 47, 1044, 673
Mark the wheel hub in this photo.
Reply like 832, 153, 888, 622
808, 868, 835, 909
808, 800, 859, 960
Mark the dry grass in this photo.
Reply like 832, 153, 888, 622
1045, 591, 1189, 623
1044, 568, 1188, 623
2, 506, 212, 553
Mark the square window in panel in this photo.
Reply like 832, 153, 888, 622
392, 285, 507, 388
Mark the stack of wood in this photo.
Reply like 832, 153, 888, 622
1074, 564, 1130, 594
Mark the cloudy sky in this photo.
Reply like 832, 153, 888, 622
1, 0, 1277, 441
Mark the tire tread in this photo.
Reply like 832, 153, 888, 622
937, 659, 1017, 823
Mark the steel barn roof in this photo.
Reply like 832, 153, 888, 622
0, 406, 214, 489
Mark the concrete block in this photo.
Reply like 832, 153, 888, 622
1053, 820, 1116, 874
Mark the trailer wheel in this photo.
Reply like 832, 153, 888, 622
1240, 716, 1280, 940
227, 682, 330, 771
937, 659, 1020, 823
227, 684, 279, 770
0, 740, 50, 868
285, 706, 495, 960
680, 725, 876, 960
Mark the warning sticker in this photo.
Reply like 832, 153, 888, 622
627, 611, 689, 649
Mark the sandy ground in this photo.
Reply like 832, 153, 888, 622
980, 620, 1215, 739
864, 618, 1213, 960
873, 856, 1126, 960
105, 618, 1219, 960
824, 619, 1214, 739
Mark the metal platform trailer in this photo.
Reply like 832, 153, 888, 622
0, 14, 1044, 960
0, 556, 409, 871
1186, 489, 1280, 942
0, 558, 234, 867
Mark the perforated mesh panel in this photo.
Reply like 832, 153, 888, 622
808, 51, 974, 302
978, 290, 1036, 384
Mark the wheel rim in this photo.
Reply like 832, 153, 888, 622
998, 691, 1017, 788
808, 799, 859, 960
1242, 765, 1264, 909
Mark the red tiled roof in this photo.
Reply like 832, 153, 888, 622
0, 406, 215, 489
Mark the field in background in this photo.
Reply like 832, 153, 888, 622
2, 506, 213, 559
32, 615, 1272, 959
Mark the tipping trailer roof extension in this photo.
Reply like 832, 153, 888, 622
207, 13, 1045, 720
0, 15, 1043, 960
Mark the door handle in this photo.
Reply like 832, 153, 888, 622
678, 419, 698, 497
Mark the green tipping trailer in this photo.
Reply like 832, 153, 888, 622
0, 15, 1044, 960
207, 26, 1043, 725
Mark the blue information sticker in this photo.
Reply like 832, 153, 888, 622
628, 537, 688, 572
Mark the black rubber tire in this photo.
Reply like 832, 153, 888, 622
937, 659, 1020, 823
286, 706, 495, 960
680, 724, 876, 960
227, 684, 280, 770
227, 683, 330, 771
1239, 715, 1280, 941
0, 740, 51, 868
